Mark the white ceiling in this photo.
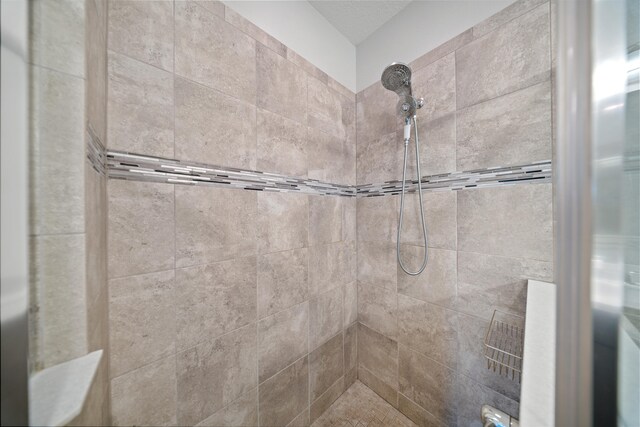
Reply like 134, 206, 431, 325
309, 0, 412, 45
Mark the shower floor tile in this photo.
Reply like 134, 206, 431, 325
311, 381, 417, 427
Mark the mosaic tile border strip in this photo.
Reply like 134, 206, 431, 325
87, 126, 106, 175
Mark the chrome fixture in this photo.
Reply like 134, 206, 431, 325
380, 62, 427, 276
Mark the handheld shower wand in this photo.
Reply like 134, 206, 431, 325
381, 63, 428, 276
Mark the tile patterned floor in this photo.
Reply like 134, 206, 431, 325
311, 381, 417, 427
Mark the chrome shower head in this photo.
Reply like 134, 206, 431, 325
381, 63, 412, 95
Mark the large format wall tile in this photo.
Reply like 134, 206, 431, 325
455, 374, 519, 427
309, 333, 344, 401
175, 77, 257, 169
308, 76, 346, 139
411, 52, 456, 122
397, 246, 457, 308
309, 241, 356, 296
357, 323, 398, 391
109, 270, 176, 378
344, 323, 357, 380
257, 109, 307, 177
310, 286, 344, 350
107, 51, 174, 157
257, 192, 308, 254
224, 6, 285, 56
308, 127, 351, 184
357, 283, 398, 340
258, 248, 308, 318
258, 302, 309, 383
456, 2, 550, 108
86, 0, 108, 142
406, 112, 456, 177
257, 44, 307, 125
175, 186, 257, 267
357, 196, 397, 243
472, 0, 547, 38
400, 190, 457, 250
357, 241, 397, 291
356, 131, 402, 185
309, 196, 343, 245
356, 83, 398, 148
196, 389, 258, 427
108, 0, 174, 71
457, 184, 553, 261
111, 356, 177, 427
175, 1, 256, 103
175, 257, 257, 351
259, 356, 309, 426
457, 81, 552, 170
108, 180, 175, 278
344, 281, 358, 327
310, 376, 345, 424
176, 325, 257, 425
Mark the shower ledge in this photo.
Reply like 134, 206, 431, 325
520, 280, 556, 427
29, 349, 102, 426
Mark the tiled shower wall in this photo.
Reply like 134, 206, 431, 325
355, 0, 554, 426
105, 1, 357, 426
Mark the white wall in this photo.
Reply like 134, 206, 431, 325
356, 0, 515, 92
223, 1, 356, 91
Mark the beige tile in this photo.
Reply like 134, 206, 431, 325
310, 376, 345, 424
457, 251, 552, 319
86, 0, 107, 142
176, 325, 257, 425
410, 29, 473, 72
195, 0, 225, 17
258, 248, 308, 318
30, 66, 85, 235
357, 323, 398, 390
344, 323, 357, 373
356, 82, 398, 148
257, 192, 308, 254
357, 196, 397, 243
358, 366, 398, 408
288, 408, 311, 427
30, 0, 85, 77
111, 356, 177, 426
455, 374, 519, 427
397, 393, 441, 427
344, 281, 358, 327
472, 0, 548, 38
107, 51, 174, 157
309, 196, 343, 245
287, 47, 329, 84
310, 286, 344, 350
175, 257, 257, 351
258, 302, 309, 383
357, 283, 398, 340
411, 53, 456, 122
175, 77, 257, 169
310, 333, 344, 400
457, 81, 552, 170
308, 127, 351, 185
257, 108, 307, 177
406, 112, 456, 177
342, 198, 356, 242
196, 389, 258, 427
457, 184, 553, 261
356, 131, 402, 185
456, 2, 550, 108
400, 191, 457, 250
257, 43, 307, 124
224, 5, 286, 57
398, 346, 456, 425
308, 76, 348, 140
175, 185, 257, 268
397, 247, 457, 308
357, 241, 397, 292
397, 294, 458, 370
309, 241, 356, 297
259, 356, 309, 427
107, 180, 174, 278
175, 1, 256, 103
108, 0, 173, 71
328, 77, 356, 101
109, 270, 175, 378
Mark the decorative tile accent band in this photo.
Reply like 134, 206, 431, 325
87, 126, 106, 175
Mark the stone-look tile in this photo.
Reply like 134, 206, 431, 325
257, 109, 307, 178
410, 29, 473, 73
257, 43, 307, 124
175, 77, 257, 169
457, 313, 520, 400
288, 408, 311, 427
308, 127, 351, 185
111, 356, 177, 427
357, 196, 397, 243
196, 389, 258, 427
457, 81, 552, 170
344, 281, 358, 327
175, 257, 257, 351
258, 248, 308, 318
175, 186, 257, 268
310, 286, 344, 350
257, 192, 308, 254
175, 1, 256, 103
358, 366, 398, 408
30, 0, 85, 77
107, 51, 174, 157
176, 325, 257, 425
109, 270, 175, 378
457, 251, 553, 319
344, 323, 357, 374
397, 294, 458, 370
397, 247, 456, 308
31, 234, 87, 368
328, 77, 356, 102
310, 376, 345, 424
401, 191, 457, 250
457, 184, 553, 261
196, 0, 225, 17
357, 323, 398, 390
411, 53, 456, 123
358, 283, 398, 340
455, 374, 519, 427
259, 356, 309, 427
287, 47, 330, 85
309, 241, 355, 296
356, 82, 398, 148
309, 196, 343, 245
456, 2, 550, 108
356, 131, 402, 185
86, 0, 107, 142
224, 5, 286, 57
473, 0, 548, 38
308, 76, 348, 139
30, 66, 85, 235
342, 198, 356, 242
397, 393, 442, 427
258, 302, 309, 383
357, 241, 397, 292
405, 113, 456, 177
310, 333, 344, 401
108, 0, 173, 71
108, 180, 174, 278
399, 346, 457, 426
